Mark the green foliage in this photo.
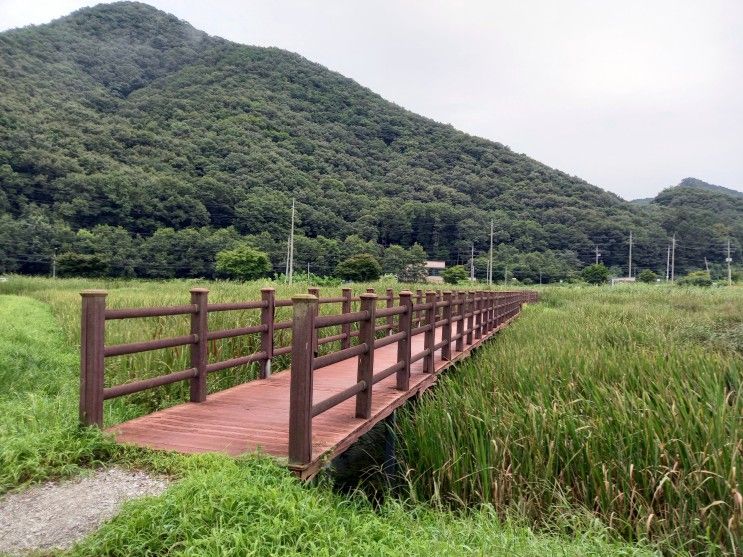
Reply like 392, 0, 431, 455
677, 270, 713, 287
3, 3, 740, 282
56, 252, 108, 277
637, 269, 657, 283
442, 265, 468, 284
398, 286, 743, 554
335, 254, 382, 282
215, 245, 272, 281
0, 284, 659, 556
581, 263, 609, 285
398, 262, 428, 283
0, 295, 115, 493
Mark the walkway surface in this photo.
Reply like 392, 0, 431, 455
110, 318, 515, 479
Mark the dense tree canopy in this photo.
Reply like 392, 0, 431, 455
0, 3, 740, 281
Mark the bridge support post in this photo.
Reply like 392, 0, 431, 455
260, 288, 275, 378
396, 291, 412, 391
455, 291, 465, 353
442, 291, 452, 361
423, 291, 436, 373
190, 288, 209, 402
356, 293, 377, 419
341, 288, 352, 350
80, 290, 107, 427
289, 294, 317, 466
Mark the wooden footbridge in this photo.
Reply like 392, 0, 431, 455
80, 287, 537, 479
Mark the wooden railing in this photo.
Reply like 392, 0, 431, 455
79, 287, 538, 463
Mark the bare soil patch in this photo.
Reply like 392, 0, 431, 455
0, 467, 168, 555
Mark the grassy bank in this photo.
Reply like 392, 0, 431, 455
397, 285, 742, 554
0, 285, 654, 556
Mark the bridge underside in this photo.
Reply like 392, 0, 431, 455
109, 316, 517, 480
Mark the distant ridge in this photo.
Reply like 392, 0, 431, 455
675, 177, 743, 199
632, 177, 743, 204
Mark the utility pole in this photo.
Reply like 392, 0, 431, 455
595, 244, 601, 265
487, 219, 494, 286
503, 264, 507, 285
666, 244, 671, 282
287, 198, 295, 284
51, 249, 57, 279
470, 243, 475, 281
539, 269, 542, 285
671, 233, 676, 282
628, 231, 632, 278
727, 238, 733, 286
704, 257, 710, 275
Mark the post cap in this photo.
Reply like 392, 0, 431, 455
261, 287, 275, 292
80, 289, 107, 297
292, 294, 318, 301
399, 290, 412, 296
360, 292, 378, 299
190, 287, 209, 293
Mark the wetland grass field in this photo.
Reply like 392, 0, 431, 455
0, 276, 740, 555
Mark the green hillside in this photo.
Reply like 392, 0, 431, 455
676, 177, 743, 199
0, 2, 739, 279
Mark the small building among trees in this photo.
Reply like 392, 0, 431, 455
425, 260, 446, 283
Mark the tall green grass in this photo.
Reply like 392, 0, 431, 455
67, 453, 655, 557
397, 285, 742, 554
0, 283, 654, 556
0, 295, 116, 492
0, 276, 408, 424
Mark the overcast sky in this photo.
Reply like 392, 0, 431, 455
2, 0, 742, 199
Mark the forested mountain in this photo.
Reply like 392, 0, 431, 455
675, 177, 743, 199
0, 2, 740, 280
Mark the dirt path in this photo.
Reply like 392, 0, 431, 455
0, 467, 168, 555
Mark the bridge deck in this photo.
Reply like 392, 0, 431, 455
109, 318, 514, 479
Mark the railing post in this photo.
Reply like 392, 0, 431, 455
289, 294, 317, 466
80, 290, 107, 427
485, 292, 495, 333
260, 287, 275, 378
415, 289, 423, 327
308, 288, 320, 355
356, 293, 376, 419
442, 291, 452, 361
189, 288, 209, 402
341, 288, 352, 350
423, 291, 436, 373
386, 288, 394, 334
466, 291, 474, 345
475, 290, 483, 340
396, 291, 412, 391
455, 291, 465, 353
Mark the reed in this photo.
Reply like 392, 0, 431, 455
397, 285, 742, 554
